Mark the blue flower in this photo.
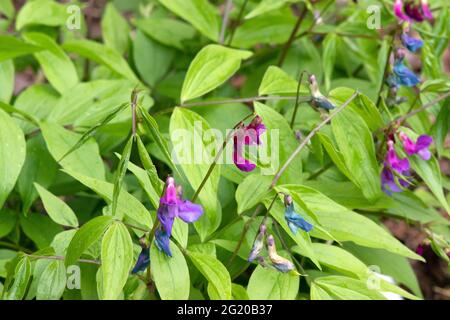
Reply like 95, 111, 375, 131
393, 58, 420, 87
401, 33, 423, 52
284, 195, 313, 234
155, 229, 172, 257
131, 247, 150, 274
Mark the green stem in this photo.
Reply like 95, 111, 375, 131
227, 0, 249, 46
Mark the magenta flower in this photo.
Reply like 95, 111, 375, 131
232, 116, 266, 172
399, 132, 433, 160
386, 140, 410, 172
381, 167, 409, 194
405, 1, 425, 22
420, 0, 433, 20
155, 177, 203, 256
394, 0, 411, 21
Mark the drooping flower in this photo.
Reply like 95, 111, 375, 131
283, 195, 313, 234
394, 0, 411, 21
131, 246, 150, 274
386, 140, 410, 172
401, 33, 423, 52
405, 1, 425, 22
267, 235, 295, 273
420, 0, 433, 21
232, 116, 266, 172
248, 224, 266, 262
381, 140, 411, 195
308, 74, 336, 110
399, 132, 433, 160
392, 55, 421, 87
155, 177, 204, 257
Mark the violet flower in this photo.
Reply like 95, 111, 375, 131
401, 33, 423, 52
267, 235, 295, 273
399, 132, 433, 160
381, 140, 411, 195
405, 1, 425, 22
248, 224, 266, 262
131, 246, 150, 274
232, 116, 266, 172
155, 177, 204, 257
284, 195, 313, 234
381, 167, 409, 194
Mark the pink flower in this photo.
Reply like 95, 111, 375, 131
399, 132, 433, 160
394, 0, 411, 21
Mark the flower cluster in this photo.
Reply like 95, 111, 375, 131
247, 224, 297, 274
155, 177, 204, 257
381, 131, 433, 195
232, 115, 266, 172
394, 0, 433, 22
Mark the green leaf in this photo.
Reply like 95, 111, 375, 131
258, 65, 308, 96
62, 40, 139, 83
0, 109, 26, 208
331, 106, 382, 202
136, 135, 164, 199
34, 183, 79, 228
0, 209, 16, 238
22, 32, 79, 94
65, 215, 113, 267
180, 44, 252, 103
133, 30, 174, 87
245, 0, 294, 19
0, 35, 43, 62
235, 174, 272, 214
188, 251, 231, 300
232, 284, 249, 300
19, 214, 62, 249
101, 222, 133, 300
434, 99, 449, 157
150, 241, 190, 300
231, 9, 297, 48
254, 102, 302, 184
36, 260, 66, 300
170, 108, 221, 239
62, 169, 152, 229
16, 0, 68, 30
247, 265, 299, 300
101, 3, 130, 54
312, 275, 386, 300
157, 0, 220, 41
0, 60, 14, 103
111, 135, 133, 217
280, 185, 423, 261
18, 135, 58, 214
40, 121, 106, 180
322, 33, 339, 91
139, 105, 183, 180
410, 155, 450, 213
329, 87, 384, 132
5, 256, 31, 300
134, 18, 195, 50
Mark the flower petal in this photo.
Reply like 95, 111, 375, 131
131, 247, 150, 274
177, 200, 204, 223
155, 229, 172, 257
401, 33, 424, 52
157, 204, 177, 236
233, 150, 256, 172
415, 135, 433, 151
393, 61, 420, 87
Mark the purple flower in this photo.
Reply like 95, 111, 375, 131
394, 0, 411, 21
386, 140, 410, 172
131, 246, 150, 274
232, 116, 266, 172
405, 1, 425, 22
267, 235, 295, 273
401, 33, 423, 52
415, 244, 425, 256
248, 224, 266, 262
381, 140, 411, 195
284, 195, 313, 234
155, 177, 204, 257
393, 57, 420, 87
399, 132, 433, 160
